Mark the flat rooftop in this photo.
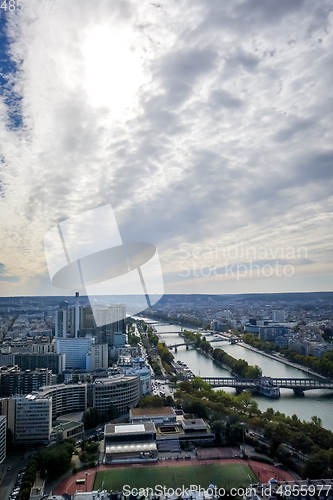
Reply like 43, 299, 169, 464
52, 421, 83, 432
105, 422, 156, 435
130, 407, 176, 417
182, 418, 207, 430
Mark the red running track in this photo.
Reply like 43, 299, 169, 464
54, 459, 295, 496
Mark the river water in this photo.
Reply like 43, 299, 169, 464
146, 321, 333, 432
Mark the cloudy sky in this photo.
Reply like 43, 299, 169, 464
0, 0, 332, 297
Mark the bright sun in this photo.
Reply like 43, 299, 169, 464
83, 25, 145, 113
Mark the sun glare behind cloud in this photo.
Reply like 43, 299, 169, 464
83, 25, 145, 113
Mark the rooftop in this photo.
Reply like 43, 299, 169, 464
130, 407, 176, 417
105, 422, 156, 435
182, 418, 208, 430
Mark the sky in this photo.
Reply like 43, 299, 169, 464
0, 0, 332, 297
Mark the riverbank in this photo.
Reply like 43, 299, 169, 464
239, 342, 327, 380
197, 348, 238, 377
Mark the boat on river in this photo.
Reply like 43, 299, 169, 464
258, 377, 280, 398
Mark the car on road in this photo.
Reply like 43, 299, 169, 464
7, 466, 12, 471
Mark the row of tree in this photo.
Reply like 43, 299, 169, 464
148, 327, 159, 347
182, 330, 214, 353
173, 377, 333, 478
18, 440, 75, 500
242, 332, 279, 352
157, 342, 174, 365
181, 330, 263, 378
212, 348, 263, 378
281, 348, 333, 378
243, 332, 333, 378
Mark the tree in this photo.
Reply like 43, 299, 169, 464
191, 377, 212, 392
311, 415, 322, 427
245, 365, 262, 379
235, 392, 258, 416
211, 420, 226, 444
82, 407, 101, 429
189, 400, 209, 419
302, 450, 329, 479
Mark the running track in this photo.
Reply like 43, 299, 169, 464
54, 459, 295, 495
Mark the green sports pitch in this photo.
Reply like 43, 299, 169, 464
94, 463, 257, 493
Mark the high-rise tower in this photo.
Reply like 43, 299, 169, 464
75, 291, 80, 338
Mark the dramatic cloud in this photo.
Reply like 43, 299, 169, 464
0, 0, 332, 296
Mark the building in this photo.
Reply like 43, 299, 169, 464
104, 422, 157, 463
56, 337, 95, 369
0, 415, 6, 465
130, 408, 214, 451
0, 353, 15, 366
31, 343, 56, 354
33, 383, 87, 420
130, 407, 177, 426
12, 352, 65, 375
92, 304, 126, 346
273, 310, 285, 323
55, 303, 69, 340
0, 365, 53, 397
50, 421, 84, 443
86, 343, 108, 371
259, 325, 289, 342
122, 366, 151, 395
1, 383, 87, 439
275, 336, 290, 348
210, 321, 228, 332
69, 305, 95, 338
1, 395, 52, 444
288, 335, 331, 358
14, 395, 52, 444
93, 374, 141, 415
181, 418, 208, 434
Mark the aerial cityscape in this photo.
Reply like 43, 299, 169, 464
0, 0, 333, 499
0, 291, 332, 499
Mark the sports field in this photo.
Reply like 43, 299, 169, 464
94, 463, 257, 492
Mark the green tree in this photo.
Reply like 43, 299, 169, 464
211, 420, 226, 444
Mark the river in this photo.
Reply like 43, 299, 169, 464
146, 320, 333, 432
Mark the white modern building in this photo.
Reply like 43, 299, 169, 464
122, 366, 151, 395
15, 395, 52, 444
0, 396, 52, 444
56, 337, 95, 369
86, 343, 108, 371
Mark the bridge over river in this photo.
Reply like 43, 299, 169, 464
166, 337, 241, 351
201, 376, 333, 395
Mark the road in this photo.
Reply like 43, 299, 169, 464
0, 450, 32, 500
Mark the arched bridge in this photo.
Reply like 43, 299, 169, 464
202, 377, 333, 395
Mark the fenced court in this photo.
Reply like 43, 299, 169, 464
93, 462, 257, 492
54, 459, 296, 495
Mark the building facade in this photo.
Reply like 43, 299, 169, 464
0, 366, 53, 397
12, 353, 65, 375
33, 383, 87, 420
93, 375, 141, 415
0, 415, 6, 465
56, 337, 95, 369
14, 395, 52, 444
86, 343, 108, 371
